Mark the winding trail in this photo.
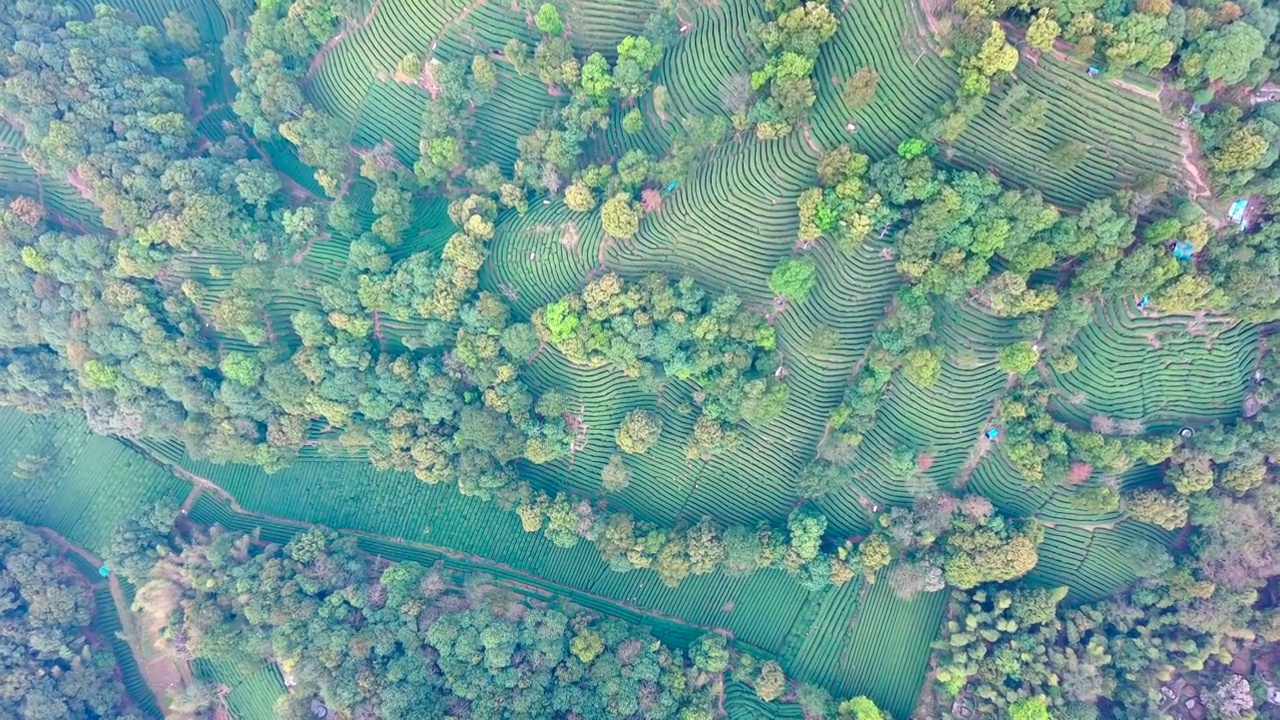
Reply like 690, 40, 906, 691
34, 528, 184, 715
303, 0, 385, 83
136, 446, 752, 649
1177, 124, 1214, 203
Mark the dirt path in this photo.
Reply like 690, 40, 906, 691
35, 528, 185, 713
1177, 124, 1215, 203
425, 0, 487, 55
799, 120, 822, 156
147, 454, 757, 651
304, 0, 384, 83
112, 574, 188, 703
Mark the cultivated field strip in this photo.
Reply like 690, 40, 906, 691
725, 682, 807, 719
782, 577, 862, 694
468, 69, 559, 170
810, 0, 956, 157
968, 450, 1173, 601
563, 0, 659, 53
71, 0, 228, 39
479, 201, 602, 317
0, 408, 189, 556
92, 587, 164, 719
838, 569, 948, 717
0, 124, 106, 230
482, 133, 906, 531
953, 53, 1183, 208
173, 453, 820, 656
819, 301, 1015, 533
653, 0, 761, 122
1047, 298, 1259, 430
193, 658, 284, 720
185, 489, 811, 658
811, 0, 1185, 206
1026, 519, 1172, 601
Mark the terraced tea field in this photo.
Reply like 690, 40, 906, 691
0, 0, 1268, 716
1047, 299, 1259, 431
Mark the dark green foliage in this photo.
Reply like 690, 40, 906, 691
748, 2, 840, 138
0, 520, 134, 718
103, 499, 179, 584
535, 273, 783, 425
154, 527, 719, 719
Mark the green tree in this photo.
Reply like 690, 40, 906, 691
616, 409, 663, 454
858, 535, 891, 583
601, 454, 631, 491
998, 341, 1039, 375
219, 351, 261, 386
104, 499, 179, 583
1125, 488, 1189, 529
569, 628, 604, 663
897, 137, 928, 158
691, 633, 729, 672
756, 660, 787, 702
1008, 697, 1050, 720
1210, 127, 1268, 173
837, 696, 888, 720
1199, 23, 1265, 85
535, 3, 563, 35
601, 193, 641, 238
903, 346, 943, 387
843, 68, 879, 108
622, 108, 645, 134
1025, 10, 1060, 53
564, 181, 597, 212
769, 257, 818, 302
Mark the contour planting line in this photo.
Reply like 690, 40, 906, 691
131, 443, 761, 652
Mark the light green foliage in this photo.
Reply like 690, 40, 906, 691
564, 181, 597, 212
837, 696, 888, 719
535, 3, 563, 35
1025, 10, 1060, 52
769, 257, 818, 302
580, 52, 613, 99
220, 351, 262, 386
858, 535, 891, 583
998, 342, 1039, 375
1007, 697, 1050, 720
615, 35, 663, 98
897, 137, 927, 158
903, 346, 943, 387
1125, 488, 1189, 529
622, 108, 645, 134
569, 628, 604, 663
601, 454, 631, 491
692, 633, 729, 672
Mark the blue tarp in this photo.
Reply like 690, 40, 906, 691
98, 566, 110, 577
1228, 198, 1248, 223
665, 181, 679, 193
1138, 294, 1150, 308
1173, 240, 1194, 260
985, 428, 1000, 440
